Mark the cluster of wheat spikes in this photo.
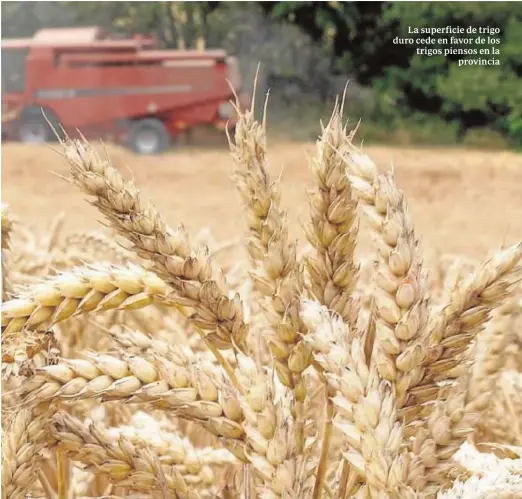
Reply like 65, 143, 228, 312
2, 92, 522, 499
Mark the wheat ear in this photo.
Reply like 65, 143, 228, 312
22, 350, 247, 449
1, 403, 50, 499
233, 354, 317, 498
301, 300, 419, 499
1, 263, 172, 376
475, 370, 522, 446
108, 416, 236, 471
305, 103, 359, 327
1, 263, 172, 334
49, 411, 203, 498
228, 97, 311, 453
304, 104, 360, 499
404, 246, 522, 496
420, 243, 522, 398
404, 244, 522, 483
63, 230, 133, 263
345, 146, 429, 409
62, 137, 248, 355
468, 300, 519, 421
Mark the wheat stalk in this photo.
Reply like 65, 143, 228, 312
2, 203, 14, 301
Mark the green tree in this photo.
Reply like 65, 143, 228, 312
379, 2, 522, 141
1, 1, 218, 49
263, 1, 522, 144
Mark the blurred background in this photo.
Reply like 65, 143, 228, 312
2, 1, 522, 147
2, 1, 522, 266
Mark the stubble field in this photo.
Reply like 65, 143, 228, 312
2, 141, 522, 265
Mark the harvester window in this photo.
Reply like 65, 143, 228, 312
1, 48, 28, 93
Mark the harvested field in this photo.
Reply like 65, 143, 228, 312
2, 141, 522, 262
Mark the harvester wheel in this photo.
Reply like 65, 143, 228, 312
18, 107, 62, 144
128, 118, 170, 155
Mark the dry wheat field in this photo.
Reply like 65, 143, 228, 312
1, 100, 522, 499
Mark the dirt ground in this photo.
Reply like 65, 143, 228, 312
2, 140, 522, 266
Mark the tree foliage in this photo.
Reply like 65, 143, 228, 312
1, 1, 218, 49
264, 1, 522, 143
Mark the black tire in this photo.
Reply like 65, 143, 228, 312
17, 106, 63, 144
127, 118, 170, 155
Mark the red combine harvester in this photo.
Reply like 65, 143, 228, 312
1, 27, 247, 153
